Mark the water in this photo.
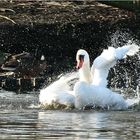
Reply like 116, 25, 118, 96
0, 89, 140, 140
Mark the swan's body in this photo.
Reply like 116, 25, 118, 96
39, 43, 139, 110
74, 82, 128, 110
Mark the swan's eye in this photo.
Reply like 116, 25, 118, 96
79, 55, 84, 61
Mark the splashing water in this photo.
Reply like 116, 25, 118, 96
107, 31, 140, 108
40, 31, 140, 110
108, 31, 139, 87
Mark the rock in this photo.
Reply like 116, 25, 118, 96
1, 52, 47, 78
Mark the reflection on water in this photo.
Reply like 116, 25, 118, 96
0, 90, 140, 139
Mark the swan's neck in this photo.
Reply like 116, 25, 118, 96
79, 62, 92, 84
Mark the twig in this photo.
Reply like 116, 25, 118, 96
0, 8, 16, 13
0, 15, 16, 24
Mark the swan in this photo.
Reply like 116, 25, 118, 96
39, 43, 139, 110
74, 43, 139, 110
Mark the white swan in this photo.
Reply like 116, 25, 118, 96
74, 43, 139, 110
39, 43, 139, 110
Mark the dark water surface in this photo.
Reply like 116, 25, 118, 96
0, 90, 140, 140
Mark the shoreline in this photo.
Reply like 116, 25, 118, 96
0, 1, 140, 91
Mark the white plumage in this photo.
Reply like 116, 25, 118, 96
39, 43, 139, 110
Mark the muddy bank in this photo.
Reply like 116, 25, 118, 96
0, 1, 140, 91
0, 1, 139, 58
0, 1, 136, 25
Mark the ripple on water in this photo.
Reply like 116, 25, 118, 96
0, 89, 140, 139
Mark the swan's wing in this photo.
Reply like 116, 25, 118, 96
92, 43, 139, 70
39, 71, 78, 108
91, 43, 139, 87
115, 43, 139, 59
60, 71, 79, 90
39, 88, 75, 107
91, 47, 116, 70
91, 47, 117, 87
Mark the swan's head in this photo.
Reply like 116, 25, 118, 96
76, 49, 90, 69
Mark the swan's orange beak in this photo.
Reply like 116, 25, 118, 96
76, 60, 83, 69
